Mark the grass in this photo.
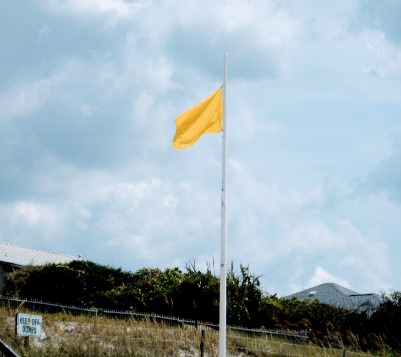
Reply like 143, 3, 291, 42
0, 306, 383, 356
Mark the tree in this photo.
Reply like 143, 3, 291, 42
368, 291, 401, 351
173, 262, 219, 323
227, 263, 263, 327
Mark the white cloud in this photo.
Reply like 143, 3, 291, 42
98, 179, 163, 208
80, 104, 98, 117
0, 60, 92, 123
359, 30, 401, 79
42, 0, 148, 23
357, 0, 401, 44
0, 201, 60, 246
39, 24, 50, 37
307, 267, 350, 288
0, 79, 55, 122
363, 132, 401, 203
12, 201, 55, 225
123, 37, 177, 93
225, 161, 393, 294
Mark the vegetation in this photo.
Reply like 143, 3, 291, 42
0, 307, 373, 357
2, 260, 401, 355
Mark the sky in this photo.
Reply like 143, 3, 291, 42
1, 0, 400, 297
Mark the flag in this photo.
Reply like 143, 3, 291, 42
172, 87, 222, 149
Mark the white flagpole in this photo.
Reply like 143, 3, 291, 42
219, 53, 228, 357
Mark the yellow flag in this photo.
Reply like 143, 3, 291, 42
173, 87, 222, 149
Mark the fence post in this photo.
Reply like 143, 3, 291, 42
200, 329, 205, 357
343, 349, 347, 357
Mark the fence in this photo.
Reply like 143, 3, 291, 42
0, 296, 374, 356
0, 295, 308, 340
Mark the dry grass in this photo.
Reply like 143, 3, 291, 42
0, 306, 380, 356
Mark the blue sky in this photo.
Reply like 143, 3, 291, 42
1, 0, 400, 296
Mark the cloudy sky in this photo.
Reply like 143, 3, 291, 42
1, 0, 400, 297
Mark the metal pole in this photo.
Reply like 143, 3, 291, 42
219, 52, 228, 357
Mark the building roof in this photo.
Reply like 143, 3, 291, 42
284, 283, 382, 313
0, 242, 79, 267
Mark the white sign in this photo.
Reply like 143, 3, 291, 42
16, 313, 42, 337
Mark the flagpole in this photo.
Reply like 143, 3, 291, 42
219, 53, 228, 357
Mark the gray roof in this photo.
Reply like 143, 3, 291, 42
0, 242, 79, 267
284, 283, 382, 313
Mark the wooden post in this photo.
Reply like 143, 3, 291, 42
200, 329, 205, 357
24, 336, 29, 350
